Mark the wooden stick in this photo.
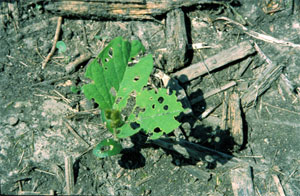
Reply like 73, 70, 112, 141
172, 41, 255, 83
191, 81, 237, 104
64, 121, 90, 148
228, 93, 243, 148
241, 63, 284, 107
42, 16, 63, 69
65, 53, 92, 74
216, 17, 300, 48
272, 175, 286, 196
230, 166, 255, 196
198, 101, 222, 120
220, 91, 229, 130
65, 156, 74, 195
45, 0, 221, 20
164, 8, 189, 72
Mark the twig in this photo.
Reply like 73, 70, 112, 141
216, 17, 300, 48
42, 16, 63, 69
252, 41, 272, 65
279, 74, 297, 101
198, 101, 222, 120
262, 101, 300, 116
34, 168, 55, 176
17, 150, 25, 167
65, 53, 92, 74
220, 91, 229, 130
64, 121, 90, 147
65, 108, 100, 119
53, 90, 71, 104
272, 175, 286, 196
31, 75, 72, 87
191, 81, 237, 104
65, 156, 74, 195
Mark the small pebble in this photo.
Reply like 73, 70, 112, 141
7, 116, 19, 126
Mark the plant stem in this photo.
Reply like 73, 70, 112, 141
113, 128, 119, 141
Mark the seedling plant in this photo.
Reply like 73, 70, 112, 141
82, 37, 185, 158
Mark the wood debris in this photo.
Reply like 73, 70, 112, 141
241, 62, 284, 107
164, 8, 189, 72
230, 166, 255, 196
172, 41, 256, 83
44, 0, 222, 20
228, 93, 244, 150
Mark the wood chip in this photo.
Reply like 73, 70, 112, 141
65, 156, 74, 195
172, 41, 256, 83
241, 62, 284, 107
45, 0, 221, 20
230, 166, 255, 196
228, 93, 244, 149
165, 8, 189, 72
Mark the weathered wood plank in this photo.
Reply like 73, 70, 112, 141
172, 41, 256, 83
44, 0, 223, 20
164, 8, 189, 72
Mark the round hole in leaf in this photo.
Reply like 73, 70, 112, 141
108, 47, 113, 57
163, 105, 168, 110
130, 122, 140, 129
97, 58, 102, 66
93, 139, 122, 158
154, 127, 161, 133
133, 76, 140, 82
158, 97, 164, 103
152, 104, 155, 109
100, 145, 110, 151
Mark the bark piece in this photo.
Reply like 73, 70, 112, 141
228, 93, 244, 149
172, 41, 256, 83
64, 156, 74, 195
164, 8, 189, 72
220, 91, 229, 130
230, 166, 255, 196
44, 0, 220, 20
241, 62, 284, 107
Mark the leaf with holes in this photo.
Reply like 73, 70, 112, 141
93, 139, 122, 158
82, 37, 185, 157
82, 37, 151, 112
117, 88, 183, 139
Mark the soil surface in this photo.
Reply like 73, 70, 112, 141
1, 0, 300, 195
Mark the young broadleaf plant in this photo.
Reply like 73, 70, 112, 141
82, 37, 185, 158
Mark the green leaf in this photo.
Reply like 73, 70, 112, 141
82, 36, 185, 145
93, 139, 122, 158
130, 39, 145, 59
82, 37, 152, 111
117, 89, 183, 139
56, 41, 67, 53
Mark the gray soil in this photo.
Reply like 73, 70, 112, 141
1, 0, 300, 195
